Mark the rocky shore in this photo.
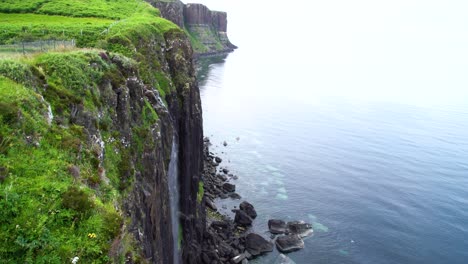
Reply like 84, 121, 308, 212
200, 138, 313, 264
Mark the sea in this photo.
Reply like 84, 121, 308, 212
196, 0, 468, 263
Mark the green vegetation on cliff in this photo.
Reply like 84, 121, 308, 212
0, 0, 194, 263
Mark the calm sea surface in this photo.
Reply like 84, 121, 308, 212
196, 1, 468, 263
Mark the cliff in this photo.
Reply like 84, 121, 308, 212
0, 1, 204, 263
147, 0, 237, 56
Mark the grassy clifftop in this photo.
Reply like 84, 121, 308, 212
0, 0, 177, 46
0, 0, 194, 263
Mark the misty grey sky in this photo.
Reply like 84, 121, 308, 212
192, 0, 468, 106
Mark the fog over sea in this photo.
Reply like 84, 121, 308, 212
195, 0, 468, 263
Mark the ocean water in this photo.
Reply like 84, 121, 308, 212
196, 0, 468, 263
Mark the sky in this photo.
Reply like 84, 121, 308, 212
191, 0, 468, 107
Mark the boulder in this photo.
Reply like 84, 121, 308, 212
245, 233, 273, 256
222, 168, 229, 174
229, 193, 242, 200
215, 157, 222, 163
234, 210, 252, 226
223, 183, 236, 193
268, 219, 286, 234
205, 199, 217, 211
275, 235, 304, 253
239, 201, 257, 219
217, 174, 228, 181
287, 221, 313, 237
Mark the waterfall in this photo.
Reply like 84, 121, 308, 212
168, 137, 181, 264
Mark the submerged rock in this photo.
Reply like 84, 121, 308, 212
239, 201, 257, 219
245, 233, 273, 256
275, 235, 304, 253
274, 254, 297, 264
287, 221, 313, 238
268, 219, 287, 234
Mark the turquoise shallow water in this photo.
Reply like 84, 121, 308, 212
194, 0, 468, 263
198, 53, 468, 263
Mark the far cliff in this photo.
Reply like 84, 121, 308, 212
147, 0, 237, 56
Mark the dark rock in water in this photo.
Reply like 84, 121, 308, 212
274, 254, 296, 264
222, 168, 229, 174
241, 259, 248, 264
223, 141, 228, 146
268, 219, 287, 234
217, 174, 228, 181
287, 221, 313, 237
234, 210, 252, 226
245, 233, 273, 256
223, 182, 235, 193
239, 201, 257, 219
229, 193, 242, 200
215, 156, 222, 163
275, 235, 304, 253
219, 193, 228, 199
205, 198, 217, 211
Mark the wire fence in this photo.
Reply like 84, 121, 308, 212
0, 39, 76, 56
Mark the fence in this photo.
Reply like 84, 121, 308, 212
0, 39, 76, 56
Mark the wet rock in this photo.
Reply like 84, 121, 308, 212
274, 254, 297, 264
229, 193, 242, 200
206, 198, 217, 211
287, 221, 313, 237
245, 233, 273, 256
268, 219, 287, 234
234, 210, 252, 226
215, 156, 222, 163
222, 168, 230, 174
217, 174, 228, 181
223, 141, 228, 146
239, 201, 257, 219
211, 221, 229, 230
223, 182, 236, 193
275, 235, 304, 253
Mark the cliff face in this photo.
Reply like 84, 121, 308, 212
147, 0, 237, 56
0, 3, 205, 263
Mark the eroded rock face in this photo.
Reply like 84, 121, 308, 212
147, 0, 237, 55
146, 0, 185, 28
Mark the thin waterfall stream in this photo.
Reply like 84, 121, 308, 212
168, 137, 181, 264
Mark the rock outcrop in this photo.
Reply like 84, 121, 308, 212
147, 0, 237, 56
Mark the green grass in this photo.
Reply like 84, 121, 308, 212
0, 75, 123, 263
0, 1, 189, 262
197, 181, 204, 203
0, 1, 178, 46
0, 0, 159, 19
